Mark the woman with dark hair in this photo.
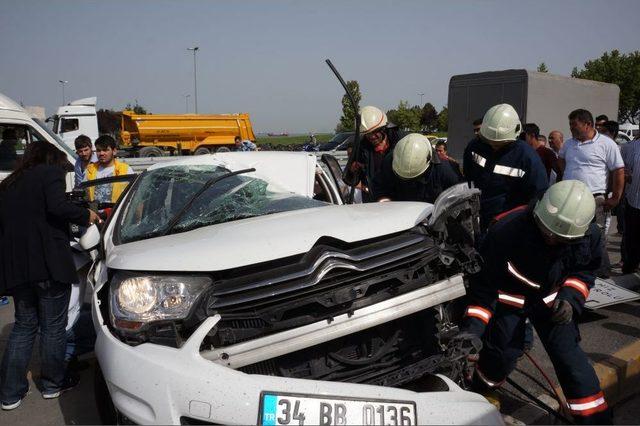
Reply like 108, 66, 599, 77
0, 141, 99, 410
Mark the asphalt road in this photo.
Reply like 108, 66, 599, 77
0, 222, 638, 425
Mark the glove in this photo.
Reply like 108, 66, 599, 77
447, 331, 483, 356
551, 299, 573, 324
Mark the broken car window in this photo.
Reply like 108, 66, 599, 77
117, 165, 328, 243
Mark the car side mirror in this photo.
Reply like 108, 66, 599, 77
80, 224, 101, 250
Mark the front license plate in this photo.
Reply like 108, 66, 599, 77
259, 392, 417, 426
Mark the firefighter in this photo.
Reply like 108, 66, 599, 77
455, 180, 611, 424
463, 104, 548, 231
372, 133, 461, 203
345, 105, 402, 201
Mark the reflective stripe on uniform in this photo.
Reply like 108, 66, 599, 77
507, 261, 541, 289
472, 152, 487, 167
465, 306, 492, 324
493, 164, 526, 177
563, 278, 590, 299
567, 391, 608, 416
492, 205, 528, 223
497, 291, 525, 308
476, 367, 505, 388
543, 292, 558, 307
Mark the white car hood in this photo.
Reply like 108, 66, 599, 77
106, 202, 433, 272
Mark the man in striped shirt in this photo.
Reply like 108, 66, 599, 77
621, 137, 640, 274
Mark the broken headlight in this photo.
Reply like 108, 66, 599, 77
110, 271, 211, 331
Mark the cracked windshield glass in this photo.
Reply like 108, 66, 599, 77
117, 165, 328, 243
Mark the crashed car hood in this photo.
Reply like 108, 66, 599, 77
106, 202, 433, 272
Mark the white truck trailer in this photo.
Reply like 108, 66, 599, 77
446, 69, 620, 160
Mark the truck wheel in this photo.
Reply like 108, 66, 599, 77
194, 147, 211, 155
138, 147, 164, 158
216, 146, 231, 153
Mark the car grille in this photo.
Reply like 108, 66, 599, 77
201, 229, 444, 347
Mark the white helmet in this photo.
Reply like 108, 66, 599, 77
392, 133, 433, 179
480, 104, 522, 148
533, 180, 596, 240
359, 105, 388, 134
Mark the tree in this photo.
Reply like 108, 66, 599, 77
335, 80, 362, 132
572, 50, 640, 124
537, 62, 549, 73
420, 103, 438, 131
387, 100, 421, 132
125, 100, 148, 115
437, 106, 449, 132
96, 109, 121, 136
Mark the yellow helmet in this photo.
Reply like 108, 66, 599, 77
480, 104, 522, 148
392, 133, 433, 179
534, 180, 596, 239
359, 106, 388, 134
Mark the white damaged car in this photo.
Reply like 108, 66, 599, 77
78, 151, 503, 425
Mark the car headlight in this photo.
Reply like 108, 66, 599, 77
110, 272, 211, 331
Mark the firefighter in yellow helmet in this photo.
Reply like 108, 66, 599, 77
462, 104, 548, 231
454, 180, 611, 424
372, 133, 461, 203
345, 106, 403, 201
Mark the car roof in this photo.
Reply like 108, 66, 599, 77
146, 151, 318, 197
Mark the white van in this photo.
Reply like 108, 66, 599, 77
0, 92, 76, 184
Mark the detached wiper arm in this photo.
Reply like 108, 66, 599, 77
161, 167, 256, 236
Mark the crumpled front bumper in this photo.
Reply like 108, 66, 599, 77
92, 277, 503, 425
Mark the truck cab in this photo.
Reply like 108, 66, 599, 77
51, 96, 99, 151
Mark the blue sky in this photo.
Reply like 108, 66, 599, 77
1, 0, 639, 133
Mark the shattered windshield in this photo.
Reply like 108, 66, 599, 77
117, 165, 328, 243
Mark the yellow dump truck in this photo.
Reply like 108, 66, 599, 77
120, 111, 256, 157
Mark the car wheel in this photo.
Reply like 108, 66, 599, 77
138, 146, 164, 157
194, 147, 211, 155
216, 146, 231, 153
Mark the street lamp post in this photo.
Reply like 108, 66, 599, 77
185, 94, 191, 113
418, 93, 424, 106
59, 80, 69, 105
187, 46, 199, 113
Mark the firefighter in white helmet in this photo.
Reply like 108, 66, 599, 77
346, 106, 402, 201
372, 133, 461, 203
453, 180, 611, 424
462, 103, 548, 231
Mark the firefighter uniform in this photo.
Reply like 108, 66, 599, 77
372, 152, 462, 203
462, 207, 611, 424
463, 138, 548, 230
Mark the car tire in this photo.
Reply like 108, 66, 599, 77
194, 147, 211, 155
216, 146, 231, 153
138, 146, 164, 158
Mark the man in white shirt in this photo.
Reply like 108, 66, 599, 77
558, 109, 625, 277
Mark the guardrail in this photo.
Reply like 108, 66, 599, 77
121, 151, 350, 173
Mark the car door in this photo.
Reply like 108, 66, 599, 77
319, 153, 353, 204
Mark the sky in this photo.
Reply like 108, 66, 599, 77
1, 0, 639, 133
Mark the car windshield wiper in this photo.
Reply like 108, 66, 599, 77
161, 167, 256, 236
